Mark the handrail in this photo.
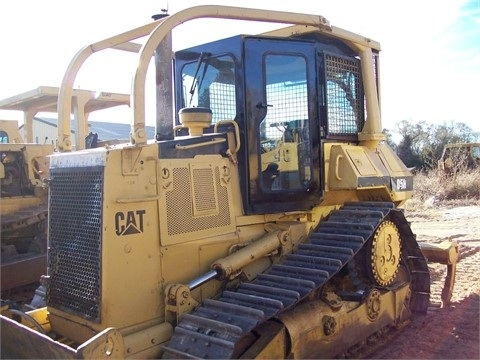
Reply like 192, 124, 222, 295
214, 120, 240, 154
57, 21, 166, 151
175, 138, 226, 150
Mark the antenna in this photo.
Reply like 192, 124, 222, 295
152, 2, 169, 20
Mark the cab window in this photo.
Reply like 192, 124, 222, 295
181, 54, 236, 124
259, 54, 311, 192
0, 131, 8, 143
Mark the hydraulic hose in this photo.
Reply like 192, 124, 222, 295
8, 309, 46, 334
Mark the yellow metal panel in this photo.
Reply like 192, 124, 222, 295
123, 322, 172, 358
0, 196, 41, 215
159, 233, 239, 301
279, 289, 405, 359
101, 145, 163, 329
327, 145, 359, 189
159, 156, 236, 246
0, 120, 23, 143
346, 148, 377, 176
377, 143, 411, 175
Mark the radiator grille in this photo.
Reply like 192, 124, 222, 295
166, 166, 230, 235
47, 166, 103, 322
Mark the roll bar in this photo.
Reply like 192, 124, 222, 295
57, 5, 383, 151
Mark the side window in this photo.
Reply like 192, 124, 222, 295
324, 54, 364, 136
0, 131, 8, 143
472, 146, 480, 159
181, 54, 236, 124
259, 54, 311, 192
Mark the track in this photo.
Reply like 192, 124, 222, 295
1, 203, 48, 301
162, 202, 430, 359
1, 203, 48, 241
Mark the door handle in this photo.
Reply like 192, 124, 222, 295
256, 102, 273, 109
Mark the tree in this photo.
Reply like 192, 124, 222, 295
383, 128, 397, 151
396, 133, 421, 169
392, 120, 480, 170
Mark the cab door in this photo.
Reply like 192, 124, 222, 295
244, 37, 321, 213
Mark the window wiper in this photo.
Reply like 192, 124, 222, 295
189, 52, 210, 106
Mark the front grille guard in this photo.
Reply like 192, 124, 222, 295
47, 166, 104, 322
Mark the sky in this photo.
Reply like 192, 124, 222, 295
0, 0, 479, 134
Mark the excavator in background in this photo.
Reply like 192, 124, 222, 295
0, 86, 130, 303
1, 6, 459, 359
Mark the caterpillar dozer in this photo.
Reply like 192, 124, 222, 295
0, 117, 52, 301
0, 5, 458, 359
438, 142, 480, 175
0, 87, 129, 303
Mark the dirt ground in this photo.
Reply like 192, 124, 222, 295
369, 204, 480, 359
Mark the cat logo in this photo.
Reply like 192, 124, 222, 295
115, 210, 146, 236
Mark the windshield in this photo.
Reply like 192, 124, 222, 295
181, 54, 236, 124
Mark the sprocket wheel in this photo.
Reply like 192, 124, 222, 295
370, 220, 401, 286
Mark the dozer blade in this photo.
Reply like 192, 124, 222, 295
1, 315, 75, 359
419, 240, 459, 307
0, 315, 125, 359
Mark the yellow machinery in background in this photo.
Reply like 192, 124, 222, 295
0, 6, 458, 359
0, 87, 129, 301
438, 142, 480, 175
0, 118, 52, 296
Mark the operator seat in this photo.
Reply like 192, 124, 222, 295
262, 162, 281, 190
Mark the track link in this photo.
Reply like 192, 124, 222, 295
1, 204, 48, 240
1, 203, 48, 298
162, 202, 430, 359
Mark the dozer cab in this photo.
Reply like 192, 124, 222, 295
0, 5, 458, 359
0, 87, 129, 303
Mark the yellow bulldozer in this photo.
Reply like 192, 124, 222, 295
0, 86, 129, 303
438, 142, 480, 175
0, 5, 458, 359
0, 118, 52, 298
